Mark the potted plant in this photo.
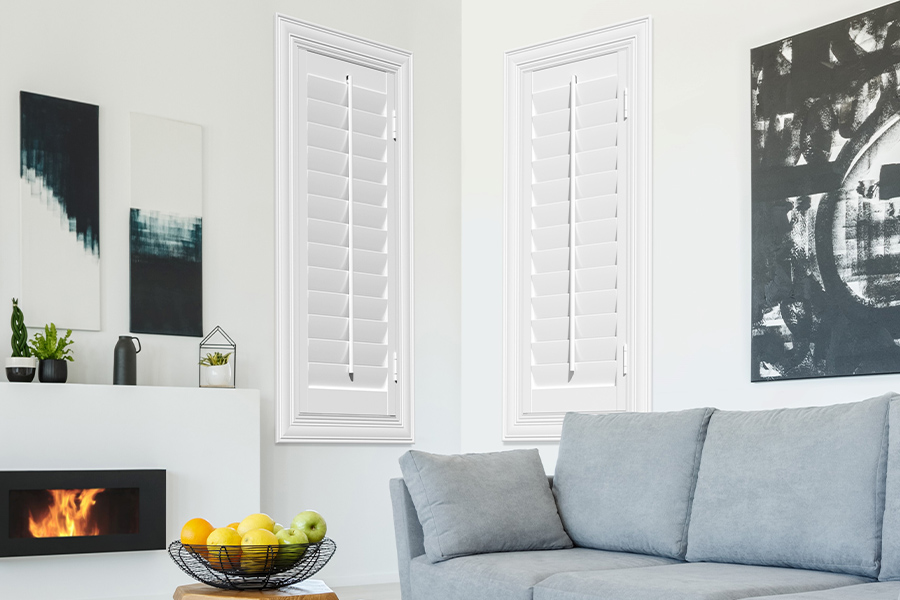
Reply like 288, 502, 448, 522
200, 351, 232, 387
29, 323, 74, 383
6, 299, 37, 382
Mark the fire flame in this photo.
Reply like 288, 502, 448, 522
27, 488, 106, 538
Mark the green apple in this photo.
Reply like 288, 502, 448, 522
275, 527, 308, 545
290, 510, 327, 543
275, 527, 308, 567
273, 523, 285, 534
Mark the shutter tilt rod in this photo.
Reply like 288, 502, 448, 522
567, 75, 577, 374
347, 74, 355, 381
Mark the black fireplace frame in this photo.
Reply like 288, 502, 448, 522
0, 469, 166, 557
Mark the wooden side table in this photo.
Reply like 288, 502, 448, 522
174, 582, 339, 600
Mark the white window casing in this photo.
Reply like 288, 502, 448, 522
275, 15, 413, 443
503, 18, 652, 441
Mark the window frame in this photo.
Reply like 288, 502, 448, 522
275, 14, 414, 444
502, 18, 653, 441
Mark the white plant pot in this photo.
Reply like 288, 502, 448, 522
204, 364, 232, 387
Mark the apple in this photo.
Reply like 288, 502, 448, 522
290, 510, 327, 544
275, 527, 308, 567
275, 528, 308, 545
273, 523, 284, 534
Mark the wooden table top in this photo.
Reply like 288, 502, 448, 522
174, 582, 338, 600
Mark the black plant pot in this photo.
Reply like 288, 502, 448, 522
38, 359, 68, 383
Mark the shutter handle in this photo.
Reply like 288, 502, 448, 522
347, 74, 355, 380
567, 75, 578, 374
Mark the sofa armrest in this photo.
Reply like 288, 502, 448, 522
390, 477, 425, 600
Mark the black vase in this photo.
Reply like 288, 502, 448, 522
39, 359, 68, 383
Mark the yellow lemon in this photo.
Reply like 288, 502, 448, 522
240, 528, 279, 574
237, 513, 275, 536
206, 527, 242, 571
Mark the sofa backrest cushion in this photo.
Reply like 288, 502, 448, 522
685, 395, 892, 578
878, 397, 900, 580
552, 408, 714, 559
398, 449, 572, 563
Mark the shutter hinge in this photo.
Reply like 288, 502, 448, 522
392, 110, 397, 141
393, 352, 398, 383
622, 87, 629, 121
622, 344, 628, 377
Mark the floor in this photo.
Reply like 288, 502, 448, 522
331, 582, 401, 600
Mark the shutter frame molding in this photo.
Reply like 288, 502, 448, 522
503, 18, 652, 441
275, 14, 414, 443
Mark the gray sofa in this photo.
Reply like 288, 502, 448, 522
390, 393, 900, 600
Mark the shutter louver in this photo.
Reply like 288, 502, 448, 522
527, 54, 626, 413
305, 53, 394, 416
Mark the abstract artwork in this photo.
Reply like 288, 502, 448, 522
20, 92, 100, 331
129, 113, 202, 337
752, 2, 900, 380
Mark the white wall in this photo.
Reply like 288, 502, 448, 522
0, 0, 461, 587
460, 0, 900, 469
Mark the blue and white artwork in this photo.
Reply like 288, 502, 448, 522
129, 113, 203, 337
20, 91, 101, 331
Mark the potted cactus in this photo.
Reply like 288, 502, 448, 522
29, 323, 74, 383
6, 299, 37, 382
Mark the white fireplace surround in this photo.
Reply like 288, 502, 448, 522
0, 382, 261, 600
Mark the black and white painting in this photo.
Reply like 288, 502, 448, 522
20, 91, 100, 330
129, 113, 203, 337
752, 2, 900, 381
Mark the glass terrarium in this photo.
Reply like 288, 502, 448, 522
198, 326, 235, 388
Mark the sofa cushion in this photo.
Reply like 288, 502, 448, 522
552, 408, 714, 559
399, 449, 572, 563
531, 563, 870, 600
685, 395, 891, 577
409, 548, 678, 600
746, 582, 900, 600
877, 397, 900, 581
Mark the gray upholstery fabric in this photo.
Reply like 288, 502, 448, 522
390, 478, 426, 600
399, 449, 572, 563
746, 582, 900, 600
409, 548, 678, 600
877, 398, 900, 581
552, 408, 714, 559
532, 563, 870, 600
686, 395, 891, 577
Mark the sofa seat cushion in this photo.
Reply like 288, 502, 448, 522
553, 408, 714, 559
746, 582, 900, 599
531, 563, 871, 600
686, 395, 892, 577
409, 548, 678, 600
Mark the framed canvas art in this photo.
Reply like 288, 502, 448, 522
751, 2, 900, 380
20, 92, 100, 331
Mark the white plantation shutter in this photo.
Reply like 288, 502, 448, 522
526, 54, 626, 413
304, 53, 397, 416
276, 16, 413, 443
504, 21, 651, 441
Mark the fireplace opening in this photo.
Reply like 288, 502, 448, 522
10, 487, 140, 538
0, 470, 165, 557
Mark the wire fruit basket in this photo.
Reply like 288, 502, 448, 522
168, 538, 336, 590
